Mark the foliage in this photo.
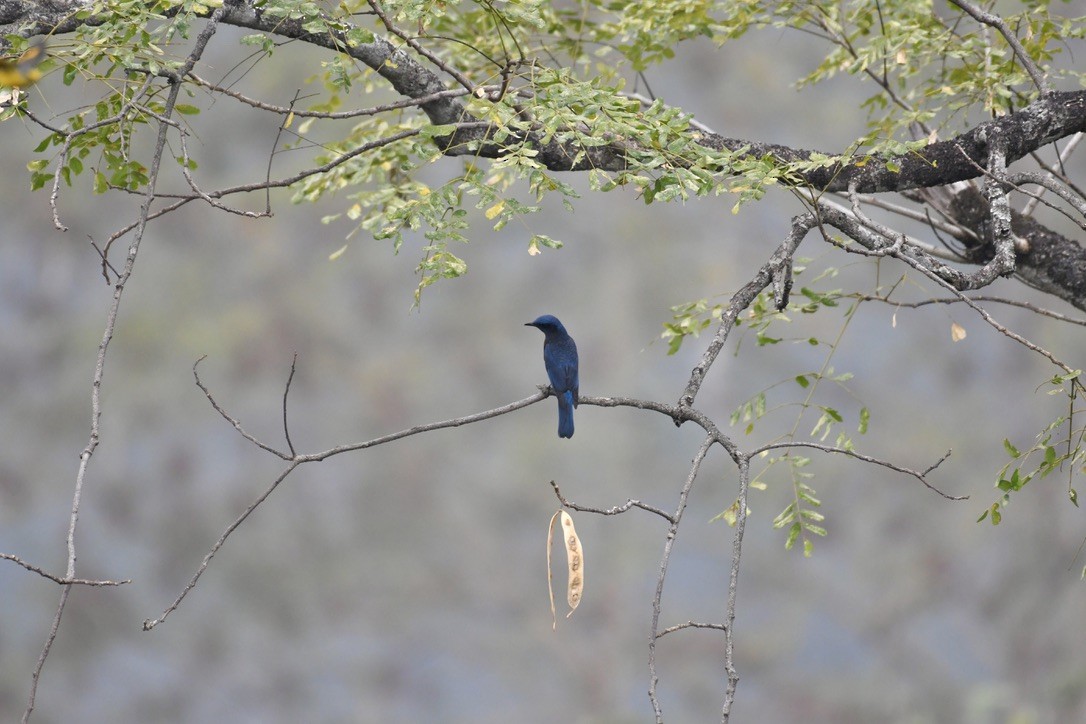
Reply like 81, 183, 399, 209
12, 0, 1082, 298
6, 0, 1086, 544
980, 371, 1084, 524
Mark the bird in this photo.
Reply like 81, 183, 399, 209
0, 40, 46, 90
526, 315, 579, 439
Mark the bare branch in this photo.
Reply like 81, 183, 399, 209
143, 460, 302, 631
1007, 171, 1086, 224
720, 455, 751, 722
837, 191, 979, 249
657, 621, 727, 638
855, 293, 1086, 328
146, 381, 553, 625
752, 442, 964, 500
550, 480, 675, 524
649, 435, 716, 722
890, 242, 1082, 381
0, 553, 130, 586
679, 215, 812, 410
283, 353, 297, 457
193, 356, 292, 459
1023, 132, 1085, 215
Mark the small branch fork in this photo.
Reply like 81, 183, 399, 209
0, 553, 129, 587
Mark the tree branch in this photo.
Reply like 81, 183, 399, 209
7, 2, 1084, 190
21, 3, 236, 720
1, 553, 130, 586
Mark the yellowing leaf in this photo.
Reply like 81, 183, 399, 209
284, 111, 294, 129
485, 201, 504, 220
328, 244, 348, 261
950, 322, 967, 342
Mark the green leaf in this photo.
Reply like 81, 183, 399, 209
346, 27, 376, 46
772, 503, 795, 528
785, 521, 801, 550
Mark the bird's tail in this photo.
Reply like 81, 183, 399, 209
557, 390, 575, 439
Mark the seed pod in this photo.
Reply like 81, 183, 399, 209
547, 510, 584, 629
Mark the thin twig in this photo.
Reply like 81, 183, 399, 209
550, 481, 675, 524
178, 130, 271, 218
1024, 133, 1086, 215
283, 353, 297, 457
1, 553, 130, 586
1006, 170, 1086, 226
579, 395, 739, 463
720, 455, 750, 722
679, 216, 812, 409
752, 442, 964, 500
193, 356, 291, 459
836, 191, 979, 246
854, 293, 1086, 327
189, 72, 472, 118
143, 460, 303, 631
902, 245, 1079, 377
648, 435, 716, 723
146, 387, 556, 626
657, 621, 727, 637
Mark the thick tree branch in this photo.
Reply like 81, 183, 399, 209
5, 2, 1084, 190
945, 185, 1086, 306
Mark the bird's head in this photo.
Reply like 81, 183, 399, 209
525, 315, 567, 335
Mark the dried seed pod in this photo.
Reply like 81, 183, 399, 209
547, 510, 584, 629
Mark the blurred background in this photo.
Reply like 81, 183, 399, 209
2, 17, 1086, 724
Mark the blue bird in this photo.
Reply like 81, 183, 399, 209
526, 315, 579, 439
